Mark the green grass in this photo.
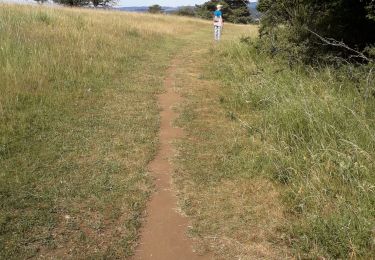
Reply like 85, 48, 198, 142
206, 40, 375, 258
0, 4, 207, 258
2, 3, 372, 259
169, 23, 374, 259
173, 28, 291, 259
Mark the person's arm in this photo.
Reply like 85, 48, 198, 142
219, 11, 223, 26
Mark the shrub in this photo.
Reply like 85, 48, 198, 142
175, 6, 195, 17
195, 0, 252, 24
257, 0, 375, 63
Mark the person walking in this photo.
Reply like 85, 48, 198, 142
213, 4, 224, 42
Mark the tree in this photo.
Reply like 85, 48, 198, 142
175, 6, 196, 17
196, 0, 252, 24
51, 0, 89, 6
34, 0, 49, 4
148, 5, 163, 14
91, 0, 113, 7
226, 0, 252, 24
195, 1, 218, 20
257, 0, 375, 62
366, 1, 375, 21
41, 0, 114, 7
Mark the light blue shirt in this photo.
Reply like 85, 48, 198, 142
214, 10, 222, 17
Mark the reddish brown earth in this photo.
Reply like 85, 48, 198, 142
133, 60, 211, 260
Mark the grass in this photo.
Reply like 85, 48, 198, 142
167, 18, 375, 259
190, 38, 375, 259
0, 4, 209, 258
2, 3, 372, 259
172, 26, 291, 259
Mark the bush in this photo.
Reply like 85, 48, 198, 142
148, 5, 163, 14
174, 6, 195, 17
257, 0, 375, 63
195, 0, 252, 24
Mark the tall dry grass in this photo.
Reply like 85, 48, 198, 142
210, 39, 375, 258
0, 4, 209, 258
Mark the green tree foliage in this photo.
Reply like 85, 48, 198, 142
196, 0, 252, 24
49, 0, 113, 6
195, 1, 217, 19
52, 0, 89, 6
257, 0, 375, 62
91, 0, 113, 7
366, 1, 375, 21
34, 0, 49, 4
148, 5, 163, 14
174, 6, 196, 17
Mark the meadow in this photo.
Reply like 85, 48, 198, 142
1, 3, 374, 259
0, 4, 207, 258
211, 40, 375, 258
175, 37, 375, 258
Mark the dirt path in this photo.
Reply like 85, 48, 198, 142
133, 59, 211, 260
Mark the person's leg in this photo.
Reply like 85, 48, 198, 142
217, 26, 222, 41
214, 26, 222, 41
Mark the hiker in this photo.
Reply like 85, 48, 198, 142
213, 4, 224, 41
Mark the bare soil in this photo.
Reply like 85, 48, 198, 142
133, 59, 211, 260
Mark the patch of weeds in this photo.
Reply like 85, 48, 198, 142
125, 28, 141, 38
211, 38, 375, 258
33, 11, 53, 25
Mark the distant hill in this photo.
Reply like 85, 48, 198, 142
117, 6, 178, 13
117, 2, 260, 19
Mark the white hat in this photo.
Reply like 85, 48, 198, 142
217, 4, 223, 8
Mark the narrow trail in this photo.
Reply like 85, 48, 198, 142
133, 58, 211, 260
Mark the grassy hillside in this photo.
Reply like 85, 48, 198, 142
176, 38, 375, 258
0, 4, 209, 258
2, 3, 372, 260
